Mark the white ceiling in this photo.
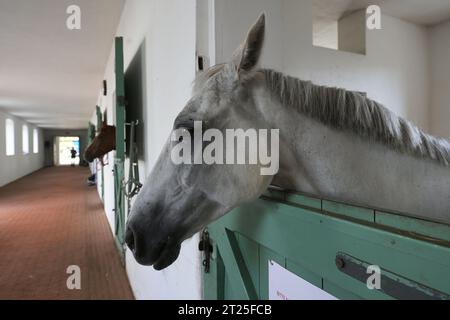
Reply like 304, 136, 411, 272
0, 0, 124, 129
314, 0, 450, 26
1, 1, 449, 130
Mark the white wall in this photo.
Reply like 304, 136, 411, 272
214, 0, 431, 131
429, 19, 450, 140
214, 0, 284, 71
0, 110, 44, 187
91, 0, 200, 300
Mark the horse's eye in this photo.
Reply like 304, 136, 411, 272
175, 127, 194, 143
181, 126, 195, 135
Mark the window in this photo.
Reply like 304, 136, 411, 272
22, 125, 29, 154
5, 119, 15, 156
33, 128, 39, 154
56, 136, 80, 166
313, 0, 366, 55
124, 43, 145, 159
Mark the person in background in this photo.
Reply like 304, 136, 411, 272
70, 147, 77, 167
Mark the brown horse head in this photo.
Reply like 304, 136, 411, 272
84, 122, 116, 163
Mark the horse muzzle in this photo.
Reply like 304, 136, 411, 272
125, 221, 182, 270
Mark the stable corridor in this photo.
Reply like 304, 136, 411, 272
0, 167, 134, 299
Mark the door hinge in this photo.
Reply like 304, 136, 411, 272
199, 229, 213, 273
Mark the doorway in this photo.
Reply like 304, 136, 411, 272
54, 136, 80, 166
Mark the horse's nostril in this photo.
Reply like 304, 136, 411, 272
125, 227, 135, 252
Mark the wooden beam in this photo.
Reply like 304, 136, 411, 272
216, 229, 258, 300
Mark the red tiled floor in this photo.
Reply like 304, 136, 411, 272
0, 166, 134, 300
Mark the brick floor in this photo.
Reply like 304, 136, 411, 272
0, 166, 134, 300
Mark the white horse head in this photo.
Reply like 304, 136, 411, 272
126, 13, 450, 270
126, 14, 275, 269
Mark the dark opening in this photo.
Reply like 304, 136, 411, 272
124, 42, 146, 160
198, 55, 205, 71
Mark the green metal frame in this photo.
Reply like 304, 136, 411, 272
114, 37, 126, 257
95, 106, 104, 201
87, 122, 96, 145
204, 188, 450, 300
123, 121, 142, 200
96, 105, 102, 132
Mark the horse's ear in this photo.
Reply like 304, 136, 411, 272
231, 13, 266, 75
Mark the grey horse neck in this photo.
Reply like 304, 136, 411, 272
262, 69, 450, 167
255, 69, 450, 224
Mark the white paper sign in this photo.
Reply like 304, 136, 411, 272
268, 261, 338, 300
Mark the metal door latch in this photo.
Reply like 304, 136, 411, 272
335, 252, 449, 300
199, 229, 213, 273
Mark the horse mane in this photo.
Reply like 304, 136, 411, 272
262, 69, 450, 166
194, 65, 450, 166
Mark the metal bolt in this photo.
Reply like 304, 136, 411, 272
335, 257, 345, 269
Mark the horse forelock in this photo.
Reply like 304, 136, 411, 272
193, 64, 226, 95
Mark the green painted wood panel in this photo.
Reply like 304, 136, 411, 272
285, 193, 322, 210
204, 192, 450, 300
375, 211, 450, 243
96, 105, 102, 132
203, 247, 225, 300
88, 123, 96, 145
216, 229, 258, 300
322, 280, 365, 300
114, 37, 126, 255
261, 188, 285, 201
95, 105, 105, 201
237, 234, 260, 296
115, 37, 125, 161
114, 163, 125, 246
286, 259, 322, 290
322, 200, 375, 223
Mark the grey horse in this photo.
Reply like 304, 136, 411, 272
126, 14, 450, 270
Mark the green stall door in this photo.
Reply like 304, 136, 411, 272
114, 37, 126, 256
204, 190, 450, 300
95, 105, 104, 201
